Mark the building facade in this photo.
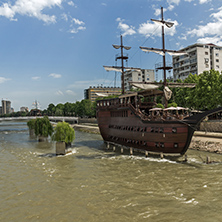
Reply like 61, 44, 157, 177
173, 43, 222, 80
20, 107, 29, 112
84, 86, 121, 102
1, 100, 11, 115
124, 69, 155, 91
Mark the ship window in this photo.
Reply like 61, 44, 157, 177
174, 143, 178, 148
155, 128, 159, 133
155, 142, 159, 148
151, 127, 154, 133
160, 142, 164, 148
172, 128, 177, 133
159, 128, 164, 133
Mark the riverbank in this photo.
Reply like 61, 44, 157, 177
72, 123, 222, 154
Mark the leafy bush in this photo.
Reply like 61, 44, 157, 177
52, 122, 75, 144
27, 119, 36, 130
167, 102, 177, 108
156, 103, 164, 109
34, 116, 53, 137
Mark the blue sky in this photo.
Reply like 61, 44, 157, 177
0, 0, 221, 111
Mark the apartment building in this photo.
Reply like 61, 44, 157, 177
124, 69, 155, 91
173, 43, 222, 80
1, 100, 11, 115
84, 86, 121, 102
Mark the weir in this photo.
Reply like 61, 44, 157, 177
0, 116, 78, 123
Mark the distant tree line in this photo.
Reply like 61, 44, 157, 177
0, 99, 96, 118
42, 99, 96, 117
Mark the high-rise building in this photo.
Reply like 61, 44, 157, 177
1, 100, 11, 114
173, 43, 222, 80
124, 69, 155, 91
84, 86, 121, 102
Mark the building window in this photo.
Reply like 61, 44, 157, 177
216, 59, 219, 62
205, 52, 208, 55
204, 58, 209, 63
216, 53, 219, 57
216, 65, 219, 69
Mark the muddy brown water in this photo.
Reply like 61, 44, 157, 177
0, 121, 222, 221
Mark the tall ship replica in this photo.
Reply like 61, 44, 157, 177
96, 8, 222, 156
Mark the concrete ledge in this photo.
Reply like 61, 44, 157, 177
194, 131, 222, 138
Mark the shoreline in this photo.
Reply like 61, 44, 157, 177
72, 124, 222, 154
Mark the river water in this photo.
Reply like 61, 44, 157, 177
0, 121, 222, 222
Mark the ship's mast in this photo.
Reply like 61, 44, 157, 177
120, 36, 125, 94
114, 35, 131, 94
140, 7, 176, 107
104, 36, 141, 94
161, 7, 167, 88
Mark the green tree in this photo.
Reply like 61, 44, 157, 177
47, 103, 55, 115
34, 116, 53, 138
52, 122, 75, 144
55, 103, 64, 116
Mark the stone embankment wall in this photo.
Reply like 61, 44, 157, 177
191, 121, 222, 154
190, 139, 222, 154
199, 121, 222, 132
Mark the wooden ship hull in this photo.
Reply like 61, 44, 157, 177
97, 98, 222, 156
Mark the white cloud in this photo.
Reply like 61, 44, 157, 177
101, 3, 107, 6
167, 0, 180, 5
138, 19, 178, 37
72, 18, 84, 25
197, 36, 222, 46
66, 90, 76, 95
116, 18, 136, 37
67, 1, 76, 7
56, 90, 64, 96
77, 26, 86, 31
32, 76, 41, 80
69, 18, 86, 34
0, 0, 63, 23
61, 13, 68, 22
187, 7, 222, 45
199, 0, 210, 4
0, 77, 11, 84
49, 73, 62, 78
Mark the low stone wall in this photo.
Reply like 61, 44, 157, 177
189, 140, 222, 154
200, 121, 222, 132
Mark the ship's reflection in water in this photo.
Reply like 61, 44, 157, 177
0, 121, 222, 221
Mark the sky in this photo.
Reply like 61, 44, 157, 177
0, 0, 222, 111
